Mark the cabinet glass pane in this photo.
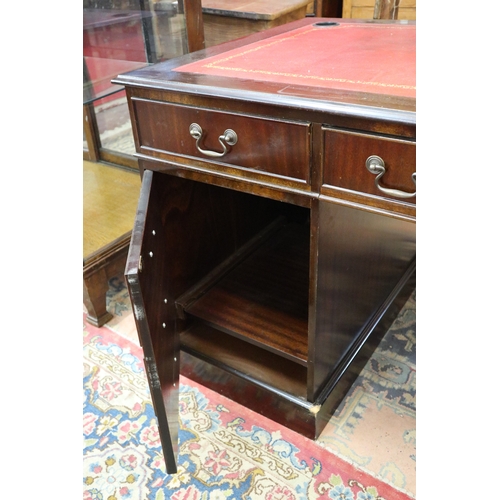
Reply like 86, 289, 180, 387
95, 91, 135, 155
83, 0, 190, 159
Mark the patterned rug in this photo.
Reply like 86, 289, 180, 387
83, 278, 416, 499
318, 295, 416, 494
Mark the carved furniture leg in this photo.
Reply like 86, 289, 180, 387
83, 231, 132, 327
83, 267, 114, 327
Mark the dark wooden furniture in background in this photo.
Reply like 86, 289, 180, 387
201, 0, 310, 47
84, 232, 132, 326
314, 0, 343, 17
114, 17, 416, 472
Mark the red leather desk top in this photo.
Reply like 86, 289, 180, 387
175, 22, 416, 98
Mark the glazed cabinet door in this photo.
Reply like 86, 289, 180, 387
125, 169, 180, 473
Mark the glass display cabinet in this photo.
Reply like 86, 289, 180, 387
83, 0, 204, 169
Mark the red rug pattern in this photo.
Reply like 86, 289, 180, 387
83, 314, 413, 499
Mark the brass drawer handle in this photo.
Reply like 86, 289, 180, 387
365, 155, 416, 199
189, 123, 238, 158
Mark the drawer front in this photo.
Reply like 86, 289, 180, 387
132, 98, 311, 183
323, 129, 416, 204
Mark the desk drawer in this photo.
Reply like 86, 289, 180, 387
132, 98, 311, 183
323, 129, 416, 204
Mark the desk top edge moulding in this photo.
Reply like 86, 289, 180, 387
113, 17, 416, 474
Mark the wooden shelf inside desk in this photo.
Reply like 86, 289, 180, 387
178, 220, 310, 365
181, 321, 308, 399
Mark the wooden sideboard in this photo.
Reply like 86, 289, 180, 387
113, 18, 416, 473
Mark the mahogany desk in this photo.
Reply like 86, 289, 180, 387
113, 18, 416, 473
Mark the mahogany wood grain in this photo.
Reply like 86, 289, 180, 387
127, 83, 415, 133
130, 171, 286, 316
322, 128, 416, 205
315, 263, 416, 436
181, 321, 308, 398
314, 0, 343, 17
180, 0, 205, 52
117, 18, 416, 471
181, 263, 415, 440
126, 170, 308, 472
125, 170, 180, 473
311, 201, 415, 399
184, 221, 310, 364
138, 157, 313, 208
175, 216, 289, 317
131, 98, 311, 183
181, 268, 415, 439
319, 189, 416, 221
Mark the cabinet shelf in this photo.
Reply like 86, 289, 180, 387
178, 220, 310, 365
181, 321, 308, 399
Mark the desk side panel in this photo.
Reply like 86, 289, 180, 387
312, 201, 416, 398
